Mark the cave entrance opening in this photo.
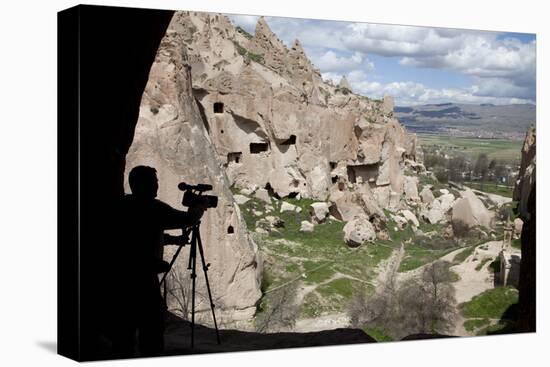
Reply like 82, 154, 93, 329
250, 142, 269, 154
347, 163, 380, 184
213, 102, 224, 114
227, 152, 242, 165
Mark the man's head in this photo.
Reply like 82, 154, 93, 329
129, 166, 159, 198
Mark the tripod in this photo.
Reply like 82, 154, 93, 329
159, 222, 221, 349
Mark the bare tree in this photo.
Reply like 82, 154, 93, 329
474, 153, 489, 189
448, 155, 467, 183
421, 261, 457, 333
255, 283, 300, 333
165, 269, 192, 320
348, 261, 457, 339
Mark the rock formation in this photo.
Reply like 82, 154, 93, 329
451, 189, 493, 230
514, 126, 536, 332
126, 11, 418, 327
125, 27, 262, 327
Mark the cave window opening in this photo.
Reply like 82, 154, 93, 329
227, 225, 234, 234
287, 192, 299, 199
330, 161, 337, 170
214, 102, 224, 114
347, 163, 380, 184
250, 142, 269, 154
220, 129, 224, 134
281, 135, 296, 145
227, 152, 242, 165
332, 175, 339, 184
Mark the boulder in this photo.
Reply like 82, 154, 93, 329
240, 187, 256, 196
265, 215, 285, 228
233, 194, 250, 205
391, 215, 408, 229
300, 221, 314, 233
439, 189, 449, 195
401, 209, 420, 227
438, 193, 455, 213
404, 176, 420, 202
310, 202, 330, 223
328, 190, 365, 222
423, 200, 444, 224
451, 189, 494, 229
420, 186, 435, 205
280, 201, 297, 213
343, 215, 376, 247
255, 188, 272, 204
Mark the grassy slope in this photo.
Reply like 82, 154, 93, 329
237, 192, 397, 317
460, 286, 519, 335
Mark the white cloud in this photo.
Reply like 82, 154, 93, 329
314, 51, 373, 73
345, 70, 533, 106
228, 14, 535, 104
343, 23, 535, 101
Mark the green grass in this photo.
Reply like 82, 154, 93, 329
236, 193, 396, 318
235, 25, 253, 39
317, 278, 357, 299
475, 257, 493, 271
232, 40, 265, 64
465, 182, 514, 198
512, 239, 522, 250
398, 244, 457, 272
461, 286, 519, 319
418, 134, 522, 163
453, 246, 475, 263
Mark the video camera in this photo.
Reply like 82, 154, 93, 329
178, 182, 218, 209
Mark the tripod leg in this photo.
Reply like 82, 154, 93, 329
196, 231, 221, 345
190, 227, 197, 349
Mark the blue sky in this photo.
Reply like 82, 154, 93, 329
229, 15, 536, 106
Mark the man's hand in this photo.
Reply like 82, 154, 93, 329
164, 233, 188, 246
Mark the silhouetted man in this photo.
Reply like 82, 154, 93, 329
110, 165, 204, 357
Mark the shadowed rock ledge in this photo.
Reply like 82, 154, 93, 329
163, 313, 376, 355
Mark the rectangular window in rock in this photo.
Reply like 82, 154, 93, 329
213, 102, 224, 114
227, 152, 242, 164
250, 142, 269, 154
347, 163, 380, 184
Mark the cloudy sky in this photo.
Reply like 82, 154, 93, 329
229, 14, 536, 106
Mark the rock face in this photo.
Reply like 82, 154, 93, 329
343, 215, 376, 247
168, 11, 416, 204
451, 189, 493, 230
125, 11, 417, 327
514, 126, 536, 219
125, 27, 262, 327
514, 126, 536, 332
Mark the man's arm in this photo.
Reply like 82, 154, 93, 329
156, 200, 204, 230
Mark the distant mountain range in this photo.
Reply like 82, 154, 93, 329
394, 103, 536, 140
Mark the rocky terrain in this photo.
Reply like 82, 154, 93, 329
124, 11, 527, 336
